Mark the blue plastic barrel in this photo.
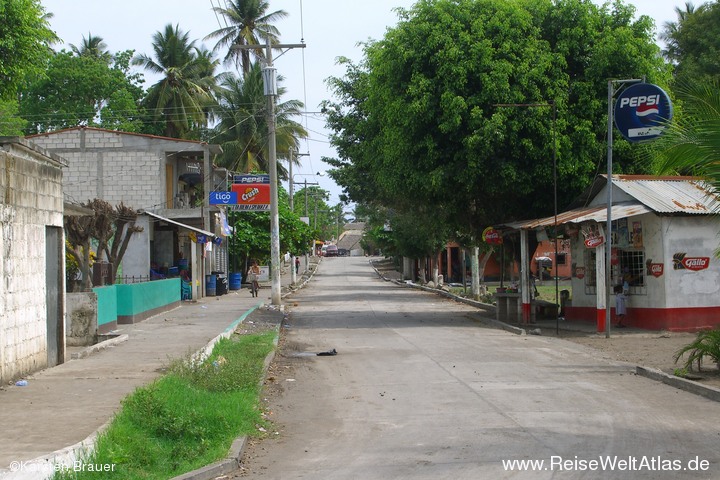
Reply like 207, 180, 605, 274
229, 273, 242, 290
206, 274, 216, 296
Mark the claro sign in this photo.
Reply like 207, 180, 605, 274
614, 83, 673, 143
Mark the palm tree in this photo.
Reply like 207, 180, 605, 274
655, 80, 720, 214
70, 33, 111, 62
212, 65, 307, 177
133, 24, 217, 139
205, 0, 288, 74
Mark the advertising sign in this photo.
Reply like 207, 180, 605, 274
234, 174, 270, 184
482, 226, 503, 245
673, 253, 710, 271
209, 191, 238, 205
230, 183, 271, 211
614, 83, 673, 143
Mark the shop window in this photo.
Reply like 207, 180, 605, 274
617, 249, 645, 294
584, 249, 596, 295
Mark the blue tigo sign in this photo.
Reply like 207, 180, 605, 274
614, 83, 673, 143
233, 174, 270, 184
209, 191, 238, 205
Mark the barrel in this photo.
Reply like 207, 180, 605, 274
205, 274, 216, 296
229, 272, 242, 290
178, 258, 189, 270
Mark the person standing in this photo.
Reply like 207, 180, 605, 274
295, 256, 301, 275
614, 284, 627, 327
248, 261, 261, 297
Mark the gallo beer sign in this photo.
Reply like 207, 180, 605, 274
614, 83, 673, 143
673, 253, 710, 271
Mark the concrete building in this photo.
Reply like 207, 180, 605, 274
0, 137, 66, 383
505, 175, 720, 332
28, 127, 227, 299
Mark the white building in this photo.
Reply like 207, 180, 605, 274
0, 137, 66, 383
506, 175, 720, 332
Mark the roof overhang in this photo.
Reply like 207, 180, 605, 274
142, 211, 215, 238
501, 202, 653, 231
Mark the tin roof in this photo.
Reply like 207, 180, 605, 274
502, 202, 652, 230
612, 176, 719, 214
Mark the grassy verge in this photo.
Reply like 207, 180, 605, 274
54, 330, 276, 480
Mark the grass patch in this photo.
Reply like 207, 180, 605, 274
54, 330, 276, 480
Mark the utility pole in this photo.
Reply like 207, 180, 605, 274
288, 148, 309, 285
234, 39, 305, 306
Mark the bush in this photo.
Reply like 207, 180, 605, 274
673, 329, 720, 372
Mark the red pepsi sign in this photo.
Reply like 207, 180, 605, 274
614, 83, 672, 143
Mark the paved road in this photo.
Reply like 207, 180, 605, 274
235, 256, 719, 479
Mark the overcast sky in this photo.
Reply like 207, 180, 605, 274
41, 0, 695, 205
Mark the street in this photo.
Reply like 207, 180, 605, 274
234, 256, 719, 479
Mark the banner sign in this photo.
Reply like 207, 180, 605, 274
230, 183, 271, 210
614, 83, 673, 143
234, 174, 270, 184
209, 191, 238, 205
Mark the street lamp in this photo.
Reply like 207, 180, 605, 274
494, 101, 559, 334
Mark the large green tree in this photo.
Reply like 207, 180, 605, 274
133, 24, 217, 139
0, 0, 56, 100
205, 0, 288, 74
18, 49, 146, 134
660, 1, 720, 85
324, 0, 669, 253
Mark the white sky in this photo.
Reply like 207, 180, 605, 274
41, 0, 695, 205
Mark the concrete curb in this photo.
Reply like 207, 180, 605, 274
370, 261, 720, 401
636, 366, 720, 402
70, 334, 129, 359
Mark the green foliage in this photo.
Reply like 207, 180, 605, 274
133, 24, 217, 139
53, 331, 276, 479
653, 80, 720, 221
0, 99, 27, 136
0, 0, 56, 100
661, 2, 720, 86
212, 66, 307, 177
324, 0, 669, 249
18, 50, 146, 134
229, 187, 315, 270
673, 329, 720, 372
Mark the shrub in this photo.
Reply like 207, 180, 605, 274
673, 329, 720, 372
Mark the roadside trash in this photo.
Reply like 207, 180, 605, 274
15, 380, 28, 386
317, 348, 338, 356
529, 328, 542, 336
201, 305, 208, 309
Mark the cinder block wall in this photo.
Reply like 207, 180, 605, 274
0, 141, 64, 383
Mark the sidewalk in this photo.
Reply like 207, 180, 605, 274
0, 258, 316, 477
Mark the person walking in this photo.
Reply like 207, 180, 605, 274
248, 261, 261, 297
295, 256, 301, 275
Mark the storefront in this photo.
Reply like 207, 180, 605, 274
503, 175, 720, 332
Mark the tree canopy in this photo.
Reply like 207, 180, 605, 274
0, 0, 56, 100
323, 0, 670, 254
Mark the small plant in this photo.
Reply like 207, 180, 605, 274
673, 329, 720, 372
673, 367, 688, 378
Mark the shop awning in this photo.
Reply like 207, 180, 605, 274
142, 211, 215, 238
501, 202, 652, 231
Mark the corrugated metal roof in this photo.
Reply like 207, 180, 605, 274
502, 202, 652, 230
612, 176, 719, 214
